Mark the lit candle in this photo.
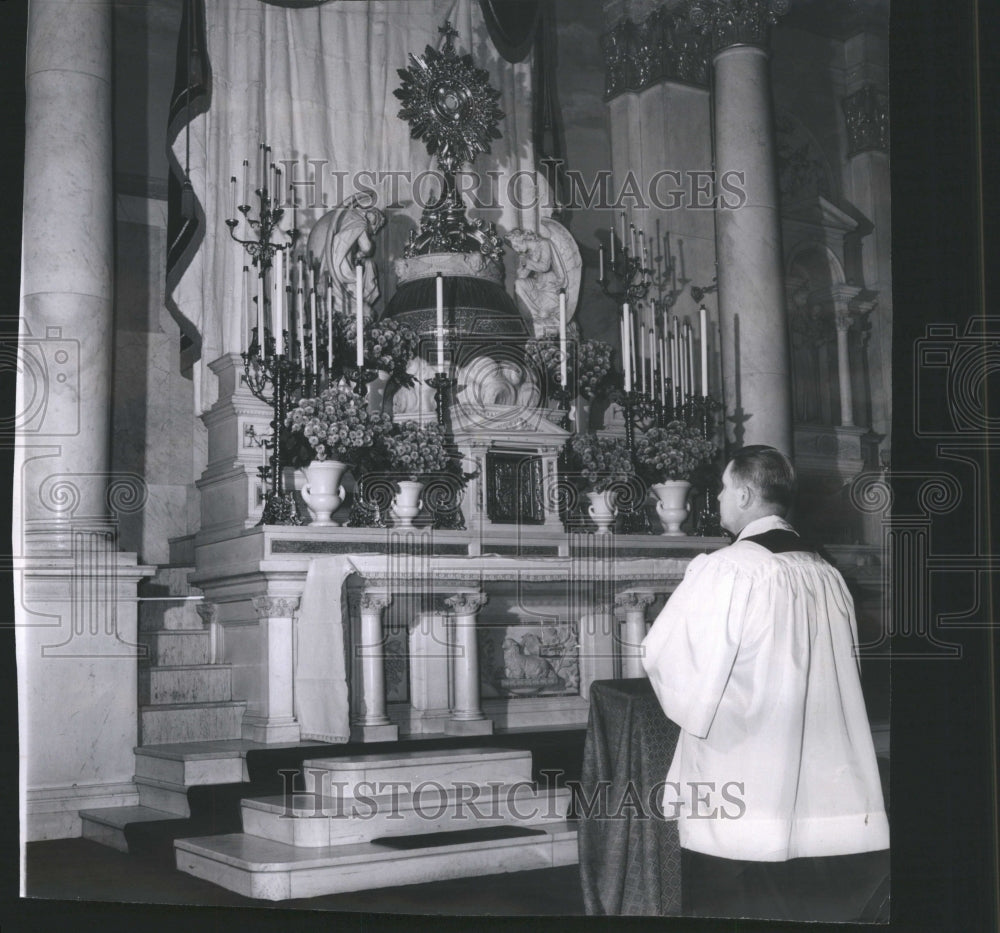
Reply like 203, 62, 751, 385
700, 306, 709, 397
599, 245, 605, 282
274, 249, 284, 356
559, 289, 568, 386
436, 273, 445, 373
310, 287, 318, 374
355, 263, 364, 367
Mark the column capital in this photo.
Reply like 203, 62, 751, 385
614, 591, 655, 612
842, 84, 889, 157
252, 596, 299, 619
359, 590, 392, 613
445, 592, 488, 615
601, 4, 711, 100
689, 0, 790, 53
195, 600, 218, 625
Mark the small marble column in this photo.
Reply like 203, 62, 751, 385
693, 0, 792, 455
615, 591, 655, 679
247, 597, 301, 743
578, 601, 618, 698
444, 592, 493, 735
352, 590, 399, 742
196, 601, 221, 664
18, 0, 116, 548
835, 308, 855, 428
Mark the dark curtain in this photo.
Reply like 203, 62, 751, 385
478, 0, 542, 62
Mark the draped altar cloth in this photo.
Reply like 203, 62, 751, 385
167, 0, 539, 415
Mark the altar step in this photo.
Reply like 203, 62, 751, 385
174, 746, 579, 900
136, 568, 246, 745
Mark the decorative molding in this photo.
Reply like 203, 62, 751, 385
602, 5, 711, 100
842, 84, 889, 156
688, 0, 790, 52
252, 596, 299, 618
445, 592, 488, 615
195, 600, 218, 625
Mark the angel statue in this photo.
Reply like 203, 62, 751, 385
506, 217, 582, 338
306, 193, 387, 318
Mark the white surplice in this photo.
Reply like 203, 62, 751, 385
641, 515, 890, 861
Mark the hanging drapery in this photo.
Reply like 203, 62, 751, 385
167, 0, 538, 415
478, 0, 541, 62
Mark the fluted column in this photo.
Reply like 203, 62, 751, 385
18, 0, 115, 548
247, 597, 301, 743
351, 590, 399, 742
444, 592, 493, 736
615, 591, 655, 678
691, 0, 792, 455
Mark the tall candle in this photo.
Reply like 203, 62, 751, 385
326, 280, 333, 370
599, 245, 605, 282
630, 223, 637, 257
687, 322, 696, 397
230, 176, 237, 220
310, 288, 318, 374
435, 273, 445, 373
700, 305, 709, 396
273, 249, 284, 356
559, 289, 568, 386
659, 333, 667, 405
671, 317, 680, 403
621, 312, 632, 392
297, 287, 305, 364
648, 328, 655, 397
355, 263, 364, 367
620, 213, 627, 249
242, 265, 250, 350
242, 159, 249, 208
610, 227, 616, 265
257, 269, 264, 352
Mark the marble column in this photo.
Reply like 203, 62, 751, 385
196, 601, 221, 664
615, 591, 655, 679
578, 601, 618, 697
351, 590, 399, 742
692, 0, 792, 455
246, 597, 301, 743
444, 592, 493, 736
18, 0, 115, 548
835, 309, 855, 428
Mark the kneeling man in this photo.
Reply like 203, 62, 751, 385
642, 446, 889, 921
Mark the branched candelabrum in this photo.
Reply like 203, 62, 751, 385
690, 393, 723, 537
242, 328, 305, 525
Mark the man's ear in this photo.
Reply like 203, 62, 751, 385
737, 483, 754, 510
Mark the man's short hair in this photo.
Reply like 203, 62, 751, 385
728, 446, 797, 514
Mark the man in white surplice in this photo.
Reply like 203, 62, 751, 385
641, 446, 889, 919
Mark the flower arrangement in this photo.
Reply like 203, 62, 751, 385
633, 421, 718, 484
382, 420, 453, 482
363, 317, 419, 376
283, 382, 393, 468
563, 433, 635, 493
525, 336, 615, 401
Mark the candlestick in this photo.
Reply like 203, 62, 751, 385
700, 305, 709, 396
355, 263, 364, 367
274, 249, 284, 356
559, 289, 568, 386
435, 273, 445, 373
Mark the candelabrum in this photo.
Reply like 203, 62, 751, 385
242, 328, 305, 525
226, 156, 298, 270
690, 394, 724, 537
599, 223, 652, 305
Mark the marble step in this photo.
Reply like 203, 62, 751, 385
300, 747, 533, 797
175, 821, 578, 901
139, 630, 211, 667
242, 785, 572, 848
136, 774, 193, 817
81, 804, 179, 852
139, 664, 234, 705
135, 742, 247, 787
139, 700, 246, 746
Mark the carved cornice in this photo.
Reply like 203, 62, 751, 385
614, 591, 655, 612
602, 5, 712, 100
252, 596, 299, 618
688, 0, 790, 52
842, 84, 889, 156
445, 592, 488, 615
